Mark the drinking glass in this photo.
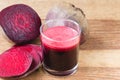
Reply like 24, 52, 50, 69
40, 19, 81, 76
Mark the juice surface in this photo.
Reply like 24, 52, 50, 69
41, 26, 79, 50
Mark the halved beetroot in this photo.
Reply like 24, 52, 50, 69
0, 4, 41, 44
14, 44, 43, 77
0, 47, 33, 77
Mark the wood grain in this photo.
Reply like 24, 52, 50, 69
36, 67, 120, 80
7, 67, 120, 80
80, 20, 120, 50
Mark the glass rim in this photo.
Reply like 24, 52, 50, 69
40, 19, 81, 42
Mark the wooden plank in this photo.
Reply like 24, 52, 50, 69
0, 0, 120, 20
80, 20, 120, 50
2, 67, 120, 80
20, 67, 120, 80
79, 50, 120, 67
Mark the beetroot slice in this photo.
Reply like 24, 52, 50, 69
0, 47, 33, 77
37, 45, 43, 62
14, 44, 43, 77
30, 45, 43, 62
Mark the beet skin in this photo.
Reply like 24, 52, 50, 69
0, 4, 41, 44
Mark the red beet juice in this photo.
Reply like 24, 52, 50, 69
40, 20, 80, 76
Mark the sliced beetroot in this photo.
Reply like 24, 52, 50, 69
29, 45, 43, 62
11, 44, 43, 78
0, 4, 41, 44
37, 45, 43, 62
0, 44, 43, 78
17, 44, 43, 77
0, 47, 33, 77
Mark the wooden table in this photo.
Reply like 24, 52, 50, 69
0, 0, 120, 80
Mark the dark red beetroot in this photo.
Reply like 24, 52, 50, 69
0, 47, 33, 77
0, 4, 41, 44
15, 44, 43, 77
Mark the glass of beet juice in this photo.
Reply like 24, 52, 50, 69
40, 19, 81, 76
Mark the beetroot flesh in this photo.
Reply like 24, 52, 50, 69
15, 44, 43, 77
30, 45, 43, 62
0, 44, 43, 78
0, 47, 33, 77
0, 4, 41, 44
